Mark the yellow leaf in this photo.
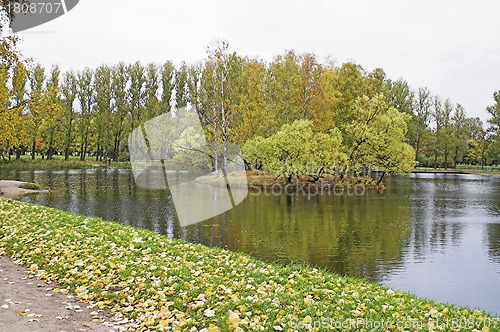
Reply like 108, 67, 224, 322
227, 310, 240, 326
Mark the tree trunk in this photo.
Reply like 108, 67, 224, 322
64, 120, 73, 161
377, 171, 386, 185
415, 134, 421, 162
31, 140, 36, 160
433, 148, 438, 169
81, 130, 89, 161
95, 145, 100, 162
79, 143, 85, 161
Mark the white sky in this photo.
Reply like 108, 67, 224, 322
14, 0, 500, 123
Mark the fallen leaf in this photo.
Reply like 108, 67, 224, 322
204, 308, 215, 317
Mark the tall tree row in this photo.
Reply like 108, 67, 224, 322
1, 42, 500, 173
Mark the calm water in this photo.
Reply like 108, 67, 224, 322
1, 169, 499, 315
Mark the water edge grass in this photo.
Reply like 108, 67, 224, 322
17, 182, 41, 190
0, 198, 497, 331
0, 155, 131, 170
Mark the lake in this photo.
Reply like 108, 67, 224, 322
1, 168, 499, 315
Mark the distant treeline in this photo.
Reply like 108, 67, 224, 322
1, 38, 500, 175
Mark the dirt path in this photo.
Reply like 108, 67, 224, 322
0, 255, 129, 332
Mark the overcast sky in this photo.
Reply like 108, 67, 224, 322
14, 0, 500, 122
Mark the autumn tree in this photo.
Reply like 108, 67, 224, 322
242, 120, 347, 182
233, 59, 271, 143
0, 61, 27, 159
267, 51, 302, 127
60, 70, 77, 160
41, 66, 63, 159
434, 97, 454, 168
160, 60, 174, 113
341, 94, 415, 181
0, 65, 14, 158
298, 54, 341, 132
464, 117, 486, 167
332, 62, 365, 124
486, 91, 500, 163
26, 64, 45, 159
94, 65, 113, 161
187, 63, 201, 113
412, 87, 433, 163
175, 62, 189, 109
128, 62, 147, 133
76, 68, 94, 160
451, 104, 469, 168
198, 42, 244, 174
110, 63, 129, 161
144, 63, 161, 119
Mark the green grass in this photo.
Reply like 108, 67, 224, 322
18, 182, 41, 190
457, 164, 500, 172
0, 199, 497, 331
413, 166, 500, 177
0, 155, 131, 170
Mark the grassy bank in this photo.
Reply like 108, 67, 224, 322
0, 155, 131, 170
413, 166, 500, 176
0, 199, 497, 331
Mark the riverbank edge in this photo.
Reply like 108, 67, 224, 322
0, 159, 132, 170
412, 167, 500, 176
2, 159, 499, 178
0, 199, 496, 331
0, 180, 45, 199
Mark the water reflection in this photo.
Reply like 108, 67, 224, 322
1, 169, 499, 315
382, 174, 500, 315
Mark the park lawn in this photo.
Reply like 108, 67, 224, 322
0, 155, 131, 169
0, 198, 496, 331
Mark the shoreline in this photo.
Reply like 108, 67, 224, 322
0, 198, 496, 330
0, 180, 45, 199
195, 171, 385, 191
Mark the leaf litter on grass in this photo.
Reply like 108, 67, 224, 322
0, 198, 497, 331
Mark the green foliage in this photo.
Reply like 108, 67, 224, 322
486, 91, 500, 162
18, 182, 40, 190
267, 51, 302, 126
243, 120, 347, 182
342, 94, 416, 174
1, 43, 498, 174
172, 126, 210, 169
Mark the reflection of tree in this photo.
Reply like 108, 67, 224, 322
486, 182, 500, 263
16, 169, 179, 238
486, 224, 500, 264
404, 175, 468, 260
183, 189, 411, 281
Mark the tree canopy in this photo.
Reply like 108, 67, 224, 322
1, 42, 499, 177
